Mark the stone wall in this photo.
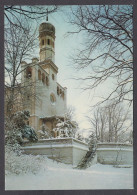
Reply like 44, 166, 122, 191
97, 143, 133, 165
22, 138, 89, 166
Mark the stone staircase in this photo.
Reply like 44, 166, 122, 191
76, 147, 97, 169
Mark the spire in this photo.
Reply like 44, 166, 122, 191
46, 8, 48, 21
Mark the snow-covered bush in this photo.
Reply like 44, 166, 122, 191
22, 125, 38, 141
5, 111, 40, 175
5, 145, 46, 175
5, 110, 38, 145
53, 118, 78, 138
38, 124, 53, 139
75, 132, 85, 141
5, 117, 23, 145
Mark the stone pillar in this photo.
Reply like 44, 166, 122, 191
30, 115, 39, 131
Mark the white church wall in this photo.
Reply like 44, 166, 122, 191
34, 65, 67, 120
35, 82, 66, 118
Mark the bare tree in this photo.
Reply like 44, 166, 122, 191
5, 19, 37, 116
106, 103, 132, 143
4, 6, 58, 31
87, 107, 107, 142
86, 108, 100, 139
88, 101, 132, 143
68, 5, 133, 106
5, 6, 59, 118
65, 105, 76, 121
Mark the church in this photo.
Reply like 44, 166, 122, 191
21, 22, 67, 137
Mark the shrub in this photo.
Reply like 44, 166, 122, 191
53, 118, 78, 138
5, 110, 38, 145
5, 145, 47, 175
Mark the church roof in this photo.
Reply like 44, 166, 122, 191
39, 22, 55, 33
39, 59, 58, 73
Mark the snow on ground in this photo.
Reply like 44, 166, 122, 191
5, 157, 133, 190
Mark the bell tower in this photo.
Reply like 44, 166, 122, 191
39, 22, 55, 63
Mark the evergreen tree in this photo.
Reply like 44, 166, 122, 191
5, 110, 38, 146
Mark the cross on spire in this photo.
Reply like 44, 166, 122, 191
46, 8, 48, 21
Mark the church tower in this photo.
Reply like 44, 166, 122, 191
21, 20, 67, 136
39, 23, 55, 63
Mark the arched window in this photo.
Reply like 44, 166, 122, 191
50, 40, 52, 46
52, 74, 55, 80
47, 39, 50, 45
38, 69, 41, 80
42, 73, 45, 84
46, 76, 49, 86
26, 67, 32, 78
60, 89, 62, 95
62, 91, 64, 100
57, 86, 59, 95
50, 93, 56, 105
42, 39, 44, 45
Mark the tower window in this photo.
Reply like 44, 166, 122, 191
42, 39, 44, 45
38, 69, 41, 80
42, 73, 45, 84
46, 76, 49, 86
52, 74, 55, 80
62, 91, 65, 100
26, 67, 32, 78
57, 86, 59, 95
47, 39, 50, 45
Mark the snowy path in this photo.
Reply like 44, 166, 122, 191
5, 159, 133, 190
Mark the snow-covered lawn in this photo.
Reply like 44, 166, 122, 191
5, 157, 133, 190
